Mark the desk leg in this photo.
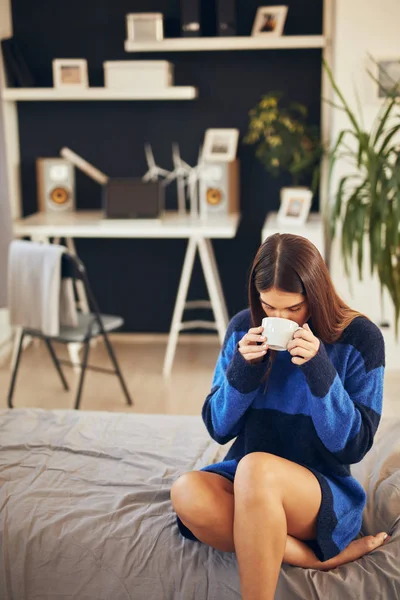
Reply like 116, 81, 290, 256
197, 237, 229, 344
163, 237, 197, 377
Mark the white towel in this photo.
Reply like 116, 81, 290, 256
8, 240, 78, 336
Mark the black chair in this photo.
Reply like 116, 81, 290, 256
8, 251, 133, 410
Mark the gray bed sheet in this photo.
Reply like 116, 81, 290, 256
0, 408, 399, 600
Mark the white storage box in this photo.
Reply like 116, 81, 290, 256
104, 61, 174, 91
126, 13, 163, 43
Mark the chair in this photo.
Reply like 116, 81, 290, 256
7, 251, 133, 410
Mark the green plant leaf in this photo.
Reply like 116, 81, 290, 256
379, 123, 400, 155
323, 59, 363, 135
371, 94, 398, 145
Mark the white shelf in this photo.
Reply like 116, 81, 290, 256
124, 35, 326, 53
2, 87, 198, 101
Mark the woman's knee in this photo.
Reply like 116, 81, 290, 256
234, 453, 282, 500
171, 471, 216, 526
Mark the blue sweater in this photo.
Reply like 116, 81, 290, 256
179, 309, 385, 561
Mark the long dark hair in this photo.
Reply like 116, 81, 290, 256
249, 233, 364, 344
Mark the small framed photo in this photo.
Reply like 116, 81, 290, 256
277, 187, 312, 226
203, 129, 239, 162
251, 6, 288, 37
52, 59, 88, 89
375, 58, 400, 99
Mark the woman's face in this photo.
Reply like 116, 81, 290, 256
259, 287, 310, 326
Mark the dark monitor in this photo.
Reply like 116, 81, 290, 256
103, 178, 164, 219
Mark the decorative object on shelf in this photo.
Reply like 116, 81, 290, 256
142, 144, 170, 183
184, 146, 204, 218
324, 59, 400, 332
60, 147, 109, 185
180, 0, 201, 37
36, 158, 75, 213
126, 13, 164, 42
251, 5, 288, 37
0, 37, 35, 87
162, 144, 192, 215
103, 60, 174, 91
244, 91, 322, 220
52, 59, 88, 89
277, 187, 312, 226
203, 128, 240, 162
217, 0, 237, 36
103, 179, 164, 220
199, 160, 239, 219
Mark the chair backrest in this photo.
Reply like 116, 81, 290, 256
61, 251, 102, 319
61, 252, 85, 281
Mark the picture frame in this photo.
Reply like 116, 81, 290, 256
251, 5, 288, 37
52, 59, 88, 89
203, 128, 240, 162
277, 187, 312, 226
375, 58, 400, 99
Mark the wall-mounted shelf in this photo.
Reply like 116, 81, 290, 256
125, 35, 326, 53
2, 86, 198, 101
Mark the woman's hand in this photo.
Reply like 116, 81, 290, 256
287, 323, 320, 366
238, 326, 269, 364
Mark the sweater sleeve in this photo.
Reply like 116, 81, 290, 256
300, 318, 384, 464
202, 313, 270, 445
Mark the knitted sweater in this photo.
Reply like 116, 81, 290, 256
184, 309, 384, 561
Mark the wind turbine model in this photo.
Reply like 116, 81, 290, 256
142, 143, 170, 183
162, 143, 192, 215
186, 145, 205, 219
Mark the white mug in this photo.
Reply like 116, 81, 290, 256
261, 317, 301, 351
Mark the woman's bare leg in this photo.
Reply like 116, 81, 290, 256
171, 465, 389, 573
231, 453, 321, 599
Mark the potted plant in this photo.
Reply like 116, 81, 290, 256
244, 91, 323, 223
324, 60, 400, 331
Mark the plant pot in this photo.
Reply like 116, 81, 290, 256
277, 187, 313, 226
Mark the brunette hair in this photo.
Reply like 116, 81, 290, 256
249, 233, 364, 344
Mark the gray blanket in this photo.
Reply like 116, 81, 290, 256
0, 409, 399, 600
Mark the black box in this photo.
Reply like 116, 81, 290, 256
181, 0, 201, 36
217, 0, 236, 36
103, 179, 164, 219
180, 0, 217, 37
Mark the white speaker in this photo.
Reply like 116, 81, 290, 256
36, 158, 75, 213
199, 160, 239, 217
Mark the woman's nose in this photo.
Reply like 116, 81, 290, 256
274, 311, 287, 319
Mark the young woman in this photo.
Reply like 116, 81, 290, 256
171, 233, 388, 600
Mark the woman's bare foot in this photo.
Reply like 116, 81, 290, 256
317, 532, 390, 571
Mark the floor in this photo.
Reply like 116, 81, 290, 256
0, 335, 398, 419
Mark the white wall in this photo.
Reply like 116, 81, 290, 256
329, 0, 400, 368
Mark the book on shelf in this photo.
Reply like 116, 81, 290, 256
1, 37, 36, 88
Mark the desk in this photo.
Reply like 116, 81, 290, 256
13, 210, 240, 376
261, 212, 325, 258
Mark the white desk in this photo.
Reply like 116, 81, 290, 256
261, 212, 325, 258
14, 210, 240, 376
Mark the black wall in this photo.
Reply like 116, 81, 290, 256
12, 0, 323, 332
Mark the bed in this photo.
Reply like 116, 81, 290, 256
0, 408, 399, 600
